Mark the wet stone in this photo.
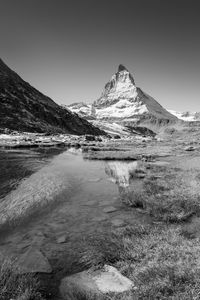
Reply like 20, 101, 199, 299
16, 248, 52, 274
103, 206, 118, 213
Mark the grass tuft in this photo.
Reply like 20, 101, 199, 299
0, 258, 44, 300
122, 167, 200, 223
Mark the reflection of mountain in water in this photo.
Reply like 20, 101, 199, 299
105, 161, 139, 187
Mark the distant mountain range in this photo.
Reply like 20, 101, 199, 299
168, 110, 200, 122
0, 58, 103, 135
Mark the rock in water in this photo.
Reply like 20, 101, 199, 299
16, 248, 52, 274
59, 265, 135, 299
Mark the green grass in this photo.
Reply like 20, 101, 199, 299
75, 164, 200, 299
79, 224, 200, 300
0, 258, 44, 300
122, 166, 200, 223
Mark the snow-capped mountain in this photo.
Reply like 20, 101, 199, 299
67, 65, 177, 123
168, 110, 200, 122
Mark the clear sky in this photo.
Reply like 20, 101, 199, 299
0, 0, 200, 111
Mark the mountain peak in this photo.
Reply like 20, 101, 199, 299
118, 64, 128, 72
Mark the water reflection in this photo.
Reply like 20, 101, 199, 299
105, 161, 140, 187
0, 148, 65, 200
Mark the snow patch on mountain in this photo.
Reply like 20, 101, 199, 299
63, 103, 94, 118
91, 120, 131, 136
95, 99, 148, 119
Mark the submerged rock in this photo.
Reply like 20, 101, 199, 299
16, 248, 52, 274
59, 265, 135, 299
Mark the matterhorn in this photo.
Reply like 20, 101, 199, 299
67, 65, 177, 127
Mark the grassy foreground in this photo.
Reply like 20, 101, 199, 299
0, 258, 44, 300
78, 163, 200, 299
122, 164, 200, 223
80, 224, 200, 300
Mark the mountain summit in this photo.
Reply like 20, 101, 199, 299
0, 58, 103, 134
68, 65, 177, 123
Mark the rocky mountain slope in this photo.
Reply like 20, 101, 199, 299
67, 65, 177, 125
0, 58, 104, 135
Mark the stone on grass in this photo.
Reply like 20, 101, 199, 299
59, 265, 135, 299
57, 235, 67, 244
103, 206, 117, 213
16, 248, 52, 274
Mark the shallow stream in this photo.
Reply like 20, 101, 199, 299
0, 148, 150, 268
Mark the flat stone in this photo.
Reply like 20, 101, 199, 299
111, 219, 124, 226
103, 206, 118, 213
16, 248, 52, 274
57, 235, 67, 244
59, 265, 135, 299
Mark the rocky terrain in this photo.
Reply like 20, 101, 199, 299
0, 58, 104, 135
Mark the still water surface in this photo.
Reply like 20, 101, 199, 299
0, 148, 149, 271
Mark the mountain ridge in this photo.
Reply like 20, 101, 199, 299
0, 58, 104, 135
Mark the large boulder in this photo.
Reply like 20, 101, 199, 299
59, 265, 135, 299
